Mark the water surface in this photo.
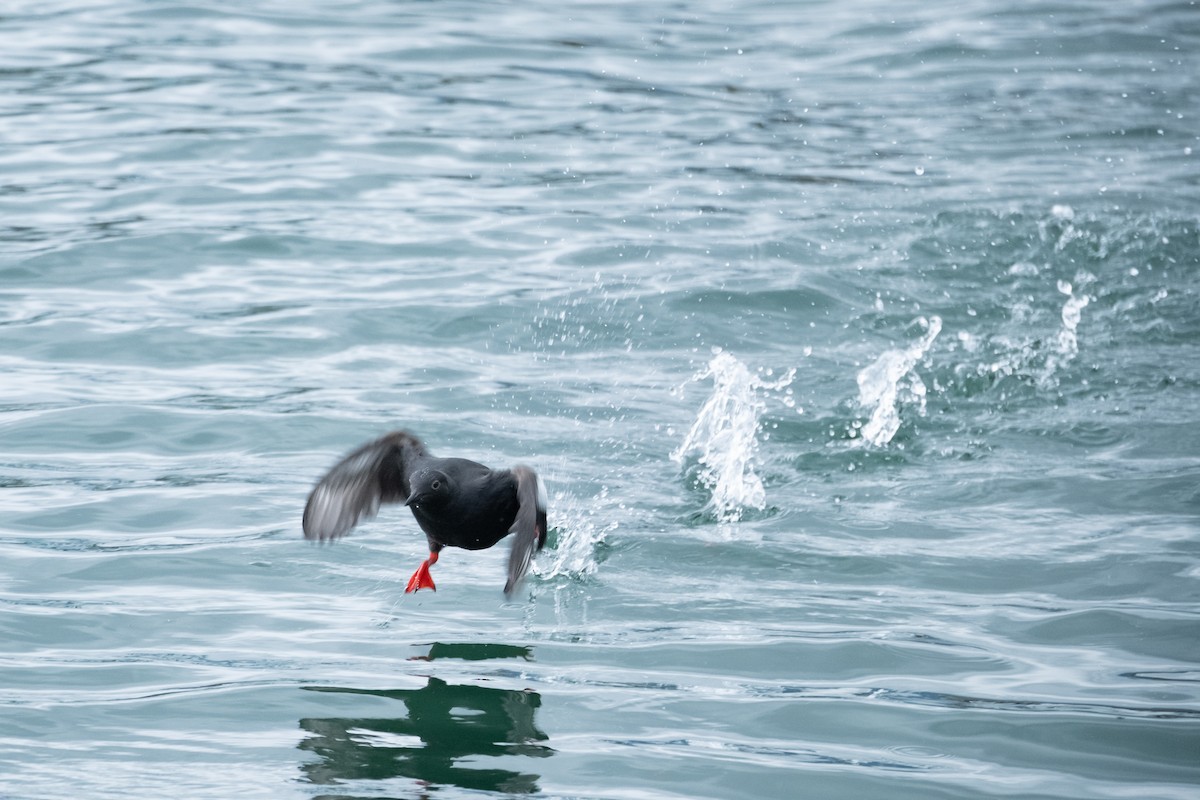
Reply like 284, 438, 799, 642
2, 1, 1198, 798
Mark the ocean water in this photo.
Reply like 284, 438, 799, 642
2, 1, 1198, 798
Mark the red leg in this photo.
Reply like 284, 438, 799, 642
405, 551, 439, 593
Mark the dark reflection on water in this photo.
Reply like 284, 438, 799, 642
298, 644, 551, 797
412, 642, 534, 662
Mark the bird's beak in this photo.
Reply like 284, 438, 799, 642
404, 492, 417, 507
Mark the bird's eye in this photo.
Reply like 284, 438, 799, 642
431, 479, 441, 490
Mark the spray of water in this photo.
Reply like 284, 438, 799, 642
1056, 279, 1091, 358
532, 487, 614, 583
856, 316, 942, 447
671, 350, 795, 522
1039, 278, 1092, 387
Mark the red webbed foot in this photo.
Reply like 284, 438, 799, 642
405, 551, 439, 593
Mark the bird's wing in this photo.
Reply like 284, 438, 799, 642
302, 431, 427, 542
504, 465, 548, 596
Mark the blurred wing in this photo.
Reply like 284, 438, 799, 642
504, 465, 548, 596
302, 431, 427, 542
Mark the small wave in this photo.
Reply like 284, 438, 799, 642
671, 350, 795, 522
604, 733, 930, 772
855, 316, 942, 447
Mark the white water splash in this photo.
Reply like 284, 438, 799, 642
671, 350, 795, 522
531, 487, 613, 583
1055, 279, 1091, 359
856, 316, 942, 447
1037, 278, 1092, 387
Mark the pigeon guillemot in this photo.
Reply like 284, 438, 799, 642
302, 430, 548, 596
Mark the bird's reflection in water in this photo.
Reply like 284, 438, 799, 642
299, 643, 551, 797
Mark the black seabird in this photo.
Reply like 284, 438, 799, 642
302, 430, 548, 596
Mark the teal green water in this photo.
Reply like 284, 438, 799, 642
2, 2, 1199, 798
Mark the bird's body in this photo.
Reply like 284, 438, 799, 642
406, 457, 520, 550
303, 431, 547, 596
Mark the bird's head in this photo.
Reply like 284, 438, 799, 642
405, 469, 452, 511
